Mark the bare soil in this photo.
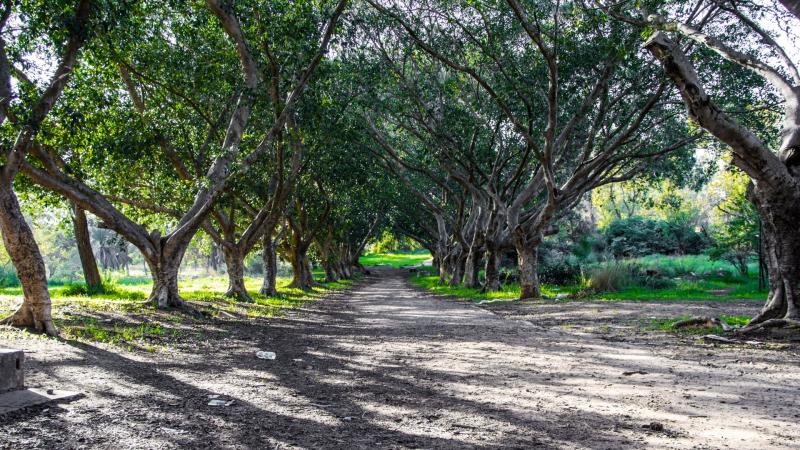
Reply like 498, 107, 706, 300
1, 268, 799, 449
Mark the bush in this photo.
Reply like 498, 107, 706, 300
604, 217, 709, 257
539, 253, 582, 285
61, 282, 89, 296
586, 263, 631, 292
538, 237, 584, 285
0, 265, 20, 288
638, 274, 676, 289
586, 260, 677, 292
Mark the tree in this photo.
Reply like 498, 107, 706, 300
363, 0, 696, 299
636, 0, 800, 329
21, 0, 347, 308
0, 0, 94, 335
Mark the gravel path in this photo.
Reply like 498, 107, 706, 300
1, 268, 799, 449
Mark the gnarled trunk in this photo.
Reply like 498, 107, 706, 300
222, 245, 251, 302
436, 250, 449, 284
517, 245, 541, 300
340, 261, 353, 279
483, 248, 502, 292
449, 252, 466, 286
260, 235, 279, 296
747, 189, 800, 326
0, 182, 57, 336
145, 248, 187, 309
72, 202, 102, 293
463, 246, 483, 288
322, 259, 338, 283
288, 246, 315, 290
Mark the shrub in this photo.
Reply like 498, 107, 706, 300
604, 217, 709, 257
61, 282, 89, 296
637, 274, 676, 289
586, 263, 632, 292
0, 265, 19, 288
539, 253, 582, 285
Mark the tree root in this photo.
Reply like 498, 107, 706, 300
672, 317, 735, 331
225, 289, 255, 303
259, 288, 279, 297
737, 319, 800, 334
672, 315, 800, 335
0, 308, 59, 337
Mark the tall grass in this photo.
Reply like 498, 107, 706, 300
585, 263, 631, 292
621, 254, 756, 278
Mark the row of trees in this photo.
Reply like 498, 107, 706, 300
358, 0, 799, 331
0, 0, 798, 334
0, 0, 400, 335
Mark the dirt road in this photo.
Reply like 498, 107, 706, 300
2, 269, 799, 449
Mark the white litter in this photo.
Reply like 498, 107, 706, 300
256, 351, 276, 360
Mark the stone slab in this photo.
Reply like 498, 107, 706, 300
0, 388, 82, 415
0, 348, 24, 393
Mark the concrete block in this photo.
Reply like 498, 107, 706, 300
0, 388, 82, 415
0, 348, 24, 393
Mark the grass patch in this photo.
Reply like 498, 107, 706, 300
409, 275, 577, 303
0, 272, 356, 349
648, 315, 751, 335
624, 254, 756, 278
360, 251, 432, 268
592, 275, 763, 301
410, 261, 764, 303
61, 317, 171, 352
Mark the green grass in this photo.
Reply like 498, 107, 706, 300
409, 275, 578, 303
360, 251, 432, 268
617, 254, 757, 278
648, 315, 751, 335
0, 272, 355, 350
593, 276, 762, 301
412, 274, 764, 303
409, 253, 766, 303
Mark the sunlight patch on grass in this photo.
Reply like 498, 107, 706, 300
408, 275, 574, 302
0, 272, 356, 350
360, 252, 432, 268
410, 273, 764, 303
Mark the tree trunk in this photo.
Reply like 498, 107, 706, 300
322, 259, 338, 283
463, 246, 482, 288
449, 252, 466, 286
0, 182, 57, 336
145, 250, 186, 309
438, 250, 452, 285
517, 245, 541, 300
483, 248, 502, 292
222, 245, 252, 302
746, 191, 800, 325
72, 202, 102, 293
260, 235, 279, 296
340, 261, 352, 279
288, 246, 315, 290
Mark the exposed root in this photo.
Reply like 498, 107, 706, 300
700, 334, 763, 345
737, 318, 800, 334
745, 305, 786, 329
0, 307, 59, 337
225, 289, 255, 303
672, 316, 735, 331
146, 293, 207, 318
259, 287, 279, 297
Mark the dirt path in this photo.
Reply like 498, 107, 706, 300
2, 268, 799, 449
